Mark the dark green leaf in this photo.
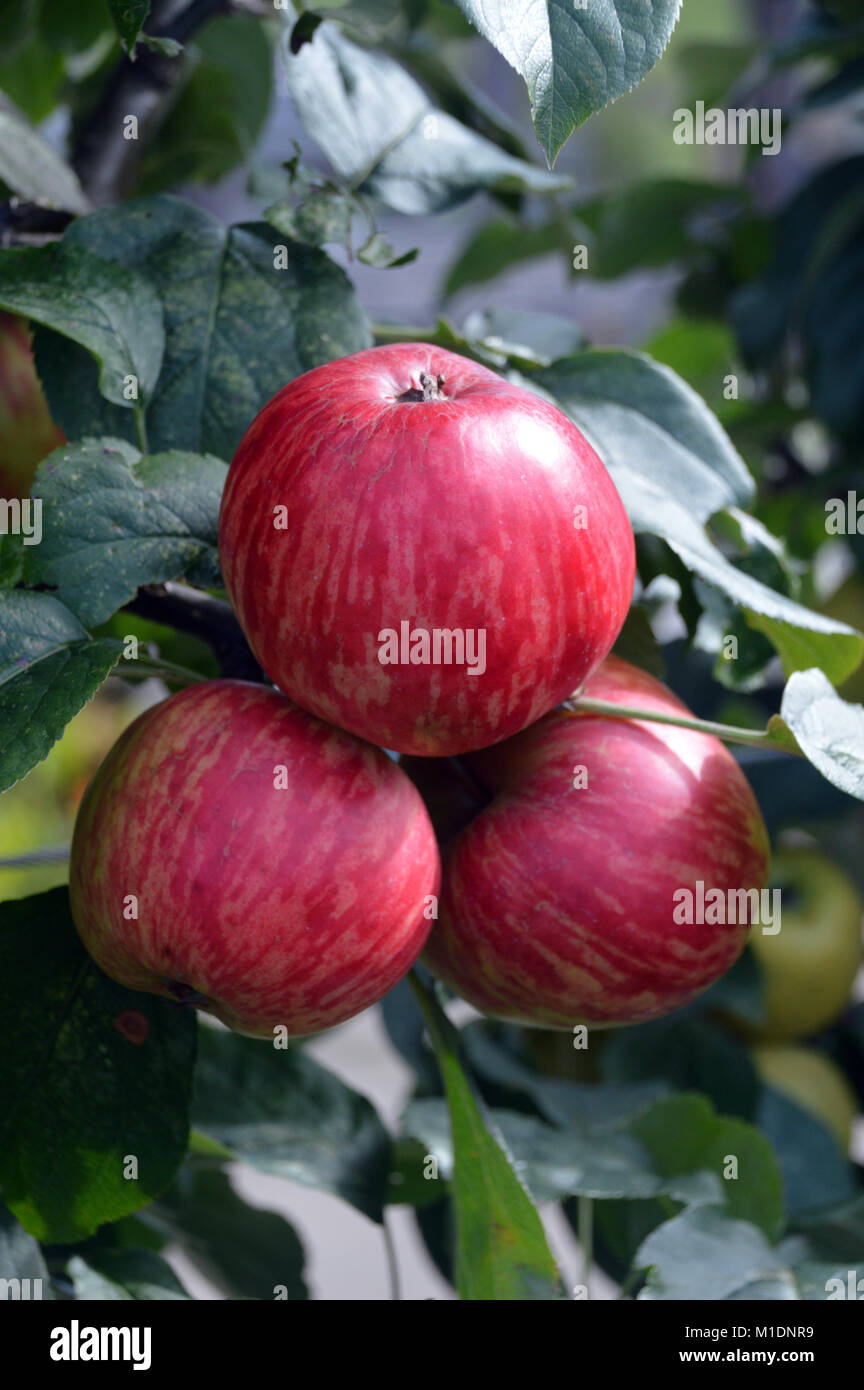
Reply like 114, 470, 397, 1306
149, 1166, 308, 1300
756, 1087, 855, 1218
107, 0, 150, 54
577, 178, 736, 279
0, 888, 197, 1243
67, 1249, 191, 1299
25, 437, 227, 627
445, 217, 565, 297
35, 196, 371, 459
0, 589, 123, 793
138, 17, 272, 192
191, 1026, 391, 1223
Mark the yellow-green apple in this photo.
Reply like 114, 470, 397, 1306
0, 312, 64, 496
753, 1043, 858, 1151
424, 656, 770, 1028
218, 344, 635, 756
744, 848, 862, 1042
69, 680, 440, 1037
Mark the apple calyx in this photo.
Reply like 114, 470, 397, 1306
396, 371, 446, 403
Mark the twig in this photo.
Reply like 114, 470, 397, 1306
0, 200, 75, 249
124, 581, 267, 683
71, 0, 234, 205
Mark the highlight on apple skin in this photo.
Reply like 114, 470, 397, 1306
423, 656, 771, 1029
69, 680, 441, 1038
218, 342, 636, 757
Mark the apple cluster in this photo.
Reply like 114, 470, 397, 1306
70, 344, 775, 1039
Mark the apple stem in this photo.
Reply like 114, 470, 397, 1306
563, 696, 801, 756
396, 372, 446, 403
117, 656, 208, 687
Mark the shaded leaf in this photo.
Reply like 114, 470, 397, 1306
25, 437, 227, 627
0, 888, 197, 1243
191, 1026, 391, 1223
0, 589, 122, 793
0, 241, 164, 409
34, 196, 371, 459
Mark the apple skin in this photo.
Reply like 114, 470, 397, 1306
423, 656, 770, 1029
743, 848, 862, 1043
753, 1044, 858, 1151
218, 343, 635, 756
69, 680, 440, 1037
0, 312, 64, 497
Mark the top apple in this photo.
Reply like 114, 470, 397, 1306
219, 344, 635, 755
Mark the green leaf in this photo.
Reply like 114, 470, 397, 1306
107, 0, 151, 54
191, 1026, 392, 1224
636, 1205, 792, 1300
600, 1016, 759, 1122
34, 196, 371, 459
756, 1088, 854, 1219
356, 232, 419, 269
0, 0, 37, 60
409, 978, 563, 1300
577, 178, 735, 279
138, 16, 272, 192
631, 1094, 784, 1240
149, 1165, 308, 1300
533, 350, 864, 686
462, 307, 585, 369
450, 0, 683, 163
732, 155, 864, 437
403, 1096, 720, 1206
536, 349, 754, 518
0, 1204, 53, 1297
778, 668, 864, 802
265, 191, 353, 249
0, 93, 89, 213
445, 217, 565, 296
282, 21, 568, 214
0, 888, 197, 1244
25, 437, 227, 627
0, 589, 123, 793
0, 241, 164, 409
66, 1249, 191, 1299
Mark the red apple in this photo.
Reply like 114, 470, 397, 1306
424, 657, 770, 1028
0, 312, 64, 497
69, 680, 440, 1037
218, 343, 635, 756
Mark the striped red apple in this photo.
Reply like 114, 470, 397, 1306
218, 343, 635, 756
0, 312, 64, 497
69, 681, 440, 1037
424, 657, 771, 1028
